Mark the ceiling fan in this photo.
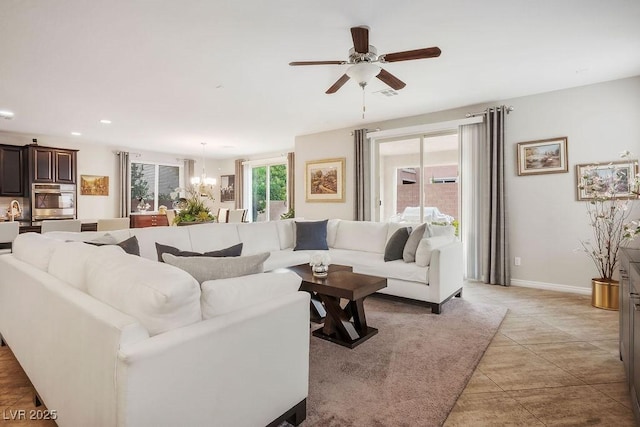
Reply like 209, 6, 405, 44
289, 26, 441, 94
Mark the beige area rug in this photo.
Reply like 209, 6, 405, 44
302, 296, 507, 427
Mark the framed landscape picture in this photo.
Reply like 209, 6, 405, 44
575, 160, 639, 201
516, 137, 568, 176
305, 157, 346, 202
80, 175, 109, 196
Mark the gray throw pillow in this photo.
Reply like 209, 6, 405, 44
86, 235, 140, 256
162, 252, 270, 284
384, 227, 411, 262
155, 242, 243, 262
294, 220, 329, 251
402, 223, 427, 263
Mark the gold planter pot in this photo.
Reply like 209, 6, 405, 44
591, 278, 619, 310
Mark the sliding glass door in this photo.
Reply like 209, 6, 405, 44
245, 160, 287, 222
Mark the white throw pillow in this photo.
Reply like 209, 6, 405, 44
415, 235, 455, 267
236, 222, 280, 255
426, 223, 456, 238
162, 252, 270, 284
402, 223, 427, 263
12, 232, 65, 271
86, 249, 202, 336
200, 271, 302, 318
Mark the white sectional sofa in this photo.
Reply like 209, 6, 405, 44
0, 218, 462, 426
0, 232, 310, 427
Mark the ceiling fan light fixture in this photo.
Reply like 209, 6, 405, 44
346, 62, 381, 87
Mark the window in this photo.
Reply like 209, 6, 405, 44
243, 158, 287, 222
130, 162, 182, 212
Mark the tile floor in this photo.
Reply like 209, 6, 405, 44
445, 282, 636, 426
0, 282, 636, 426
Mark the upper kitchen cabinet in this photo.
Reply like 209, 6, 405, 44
0, 144, 24, 196
27, 145, 77, 184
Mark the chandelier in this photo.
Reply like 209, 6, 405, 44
191, 142, 216, 191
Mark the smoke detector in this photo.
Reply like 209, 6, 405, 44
0, 110, 15, 120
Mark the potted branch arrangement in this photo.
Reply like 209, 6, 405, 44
170, 185, 216, 225
578, 151, 639, 310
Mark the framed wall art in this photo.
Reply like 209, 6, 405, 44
575, 159, 639, 201
80, 175, 109, 196
305, 157, 346, 202
516, 137, 568, 176
220, 174, 235, 202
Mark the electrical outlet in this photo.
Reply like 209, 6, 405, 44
514, 257, 521, 266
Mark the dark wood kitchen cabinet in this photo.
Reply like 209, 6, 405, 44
0, 144, 24, 196
27, 145, 77, 184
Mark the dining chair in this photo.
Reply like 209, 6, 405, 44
165, 209, 176, 226
40, 219, 82, 233
0, 222, 20, 254
228, 209, 247, 223
97, 218, 131, 231
217, 208, 229, 223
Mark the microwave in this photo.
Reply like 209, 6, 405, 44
31, 183, 76, 221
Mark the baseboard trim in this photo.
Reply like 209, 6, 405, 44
511, 279, 591, 295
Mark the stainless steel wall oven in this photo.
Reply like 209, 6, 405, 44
31, 183, 76, 221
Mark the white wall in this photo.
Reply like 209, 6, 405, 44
295, 75, 640, 291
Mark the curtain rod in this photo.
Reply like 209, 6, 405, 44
465, 105, 515, 118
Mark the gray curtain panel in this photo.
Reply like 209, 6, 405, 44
287, 152, 295, 214
183, 159, 195, 190
484, 106, 510, 286
234, 159, 244, 210
117, 151, 130, 217
354, 129, 371, 221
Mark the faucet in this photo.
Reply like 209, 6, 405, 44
8, 200, 21, 221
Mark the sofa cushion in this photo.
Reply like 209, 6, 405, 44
327, 219, 341, 247
403, 223, 427, 263
275, 219, 295, 249
162, 252, 270, 284
328, 248, 428, 283
334, 220, 389, 253
263, 249, 313, 271
415, 236, 455, 267
131, 226, 192, 261
155, 242, 243, 262
426, 223, 456, 239
187, 223, 241, 253
200, 271, 302, 318
12, 232, 65, 271
294, 220, 328, 251
86, 235, 141, 256
85, 250, 202, 336
384, 227, 411, 262
48, 242, 125, 292
236, 222, 281, 255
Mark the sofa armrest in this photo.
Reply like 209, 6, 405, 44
116, 291, 310, 427
428, 240, 463, 302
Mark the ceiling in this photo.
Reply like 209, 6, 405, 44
0, 1, 639, 159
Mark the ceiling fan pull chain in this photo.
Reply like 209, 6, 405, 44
362, 87, 366, 119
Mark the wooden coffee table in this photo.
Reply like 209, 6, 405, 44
288, 264, 387, 349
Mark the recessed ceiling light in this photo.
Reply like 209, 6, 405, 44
0, 110, 15, 120
100, 119, 112, 124
71, 132, 82, 136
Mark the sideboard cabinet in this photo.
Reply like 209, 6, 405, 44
130, 213, 169, 228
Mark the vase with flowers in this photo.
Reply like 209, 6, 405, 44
578, 151, 640, 309
310, 252, 331, 278
170, 185, 216, 225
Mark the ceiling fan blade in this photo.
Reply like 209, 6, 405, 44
289, 61, 345, 66
325, 74, 351, 94
377, 69, 406, 90
381, 47, 441, 63
350, 26, 369, 54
